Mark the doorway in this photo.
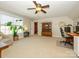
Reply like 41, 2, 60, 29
34, 22, 38, 34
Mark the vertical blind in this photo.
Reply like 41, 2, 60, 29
0, 14, 23, 35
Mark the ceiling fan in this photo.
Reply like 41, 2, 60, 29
27, 1, 49, 14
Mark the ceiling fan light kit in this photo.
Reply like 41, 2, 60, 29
27, 1, 49, 14
36, 7, 41, 11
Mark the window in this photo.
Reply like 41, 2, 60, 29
0, 26, 11, 35
0, 14, 23, 35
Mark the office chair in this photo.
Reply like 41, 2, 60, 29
60, 27, 73, 46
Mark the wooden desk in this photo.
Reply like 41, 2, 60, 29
67, 33, 79, 56
67, 33, 79, 36
63, 33, 79, 45
66, 33, 79, 46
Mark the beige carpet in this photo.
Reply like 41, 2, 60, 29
2, 36, 77, 58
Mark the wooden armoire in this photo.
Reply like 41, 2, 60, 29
42, 22, 52, 37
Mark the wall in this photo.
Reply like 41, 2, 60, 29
31, 16, 73, 37
23, 17, 31, 32
0, 10, 23, 19
73, 18, 79, 26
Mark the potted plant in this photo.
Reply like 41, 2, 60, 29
6, 22, 24, 41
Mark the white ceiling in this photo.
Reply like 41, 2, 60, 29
0, 1, 79, 19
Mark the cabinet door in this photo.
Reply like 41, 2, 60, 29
42, 22, 52, 36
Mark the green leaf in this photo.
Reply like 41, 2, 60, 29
10, 25, 13, 30
6, 22, 12, 26
6, 21, 24, 36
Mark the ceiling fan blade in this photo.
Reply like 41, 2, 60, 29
27, 8, 35, 10
35, 11, 38, 14
33, 1, 38, 6
41, 9, 47, 13
42, 5, 49, 8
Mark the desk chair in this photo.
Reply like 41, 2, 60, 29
60, 27, 73, 46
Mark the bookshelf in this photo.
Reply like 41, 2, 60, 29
42, 22, 52, 37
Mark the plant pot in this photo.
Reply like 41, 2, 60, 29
13, 35, 19, 41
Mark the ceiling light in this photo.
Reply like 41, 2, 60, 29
36, 7, 41, 11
